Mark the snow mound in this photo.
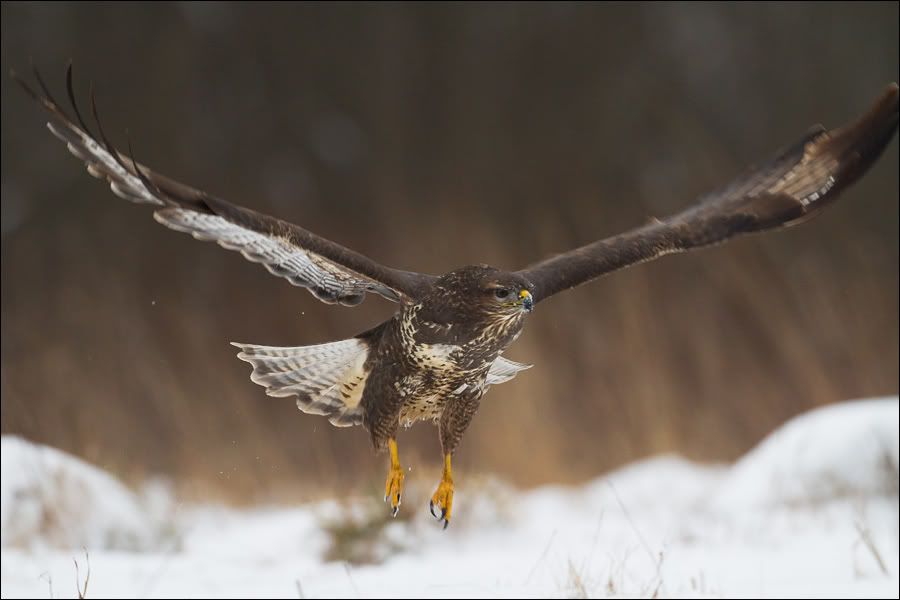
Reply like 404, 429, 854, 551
712, 397, 899, 510
1, 399, 898, 598
0, 436, 169, 551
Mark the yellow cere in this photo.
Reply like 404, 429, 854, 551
519, 289, 531, 299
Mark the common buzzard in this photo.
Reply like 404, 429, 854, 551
14, 66, 899, 528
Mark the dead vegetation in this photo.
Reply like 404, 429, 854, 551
320, 487, 417, 565
1, 3, 897, 505
73, 548, 90, 599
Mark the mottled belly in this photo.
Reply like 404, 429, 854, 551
394, 370, 473, 427
398, 392, 447, 426
391, 330, 494, 427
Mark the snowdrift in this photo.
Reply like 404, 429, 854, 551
0, 436, 168, 551
2, 397, 897, 598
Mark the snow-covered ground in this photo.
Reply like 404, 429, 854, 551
2, 398, 898, 598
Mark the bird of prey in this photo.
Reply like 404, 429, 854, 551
14, 66, 898, 528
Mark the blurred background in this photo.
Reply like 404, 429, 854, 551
1, 3, 897, 503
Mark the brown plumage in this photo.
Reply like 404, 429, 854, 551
13, 65, 898, 528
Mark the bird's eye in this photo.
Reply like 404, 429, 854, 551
494, 289, 510, 300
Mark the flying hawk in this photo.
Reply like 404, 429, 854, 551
14, 66, 899, 528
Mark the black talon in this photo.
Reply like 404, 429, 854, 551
442, 519, 450, 530
429, 500, 438, 519
397, 494, 401, 505
391, 505, 399, 518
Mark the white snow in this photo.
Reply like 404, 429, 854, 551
0, 437, 170, 552
711, 398, 899, 511
2, 398, 898, 598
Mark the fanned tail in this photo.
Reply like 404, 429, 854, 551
232, 338, 370, 427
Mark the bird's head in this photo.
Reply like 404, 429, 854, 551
475, 270, 535, 316
420, 265, 535, 328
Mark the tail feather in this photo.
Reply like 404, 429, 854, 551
232, 338, 370, 427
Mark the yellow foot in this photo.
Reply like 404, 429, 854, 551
384, 466, 404, 517
383, 438, 404, 517
429, 455, 454, 530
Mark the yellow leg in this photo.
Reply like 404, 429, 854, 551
429, 453, 454, 530
383, 438, 404, 517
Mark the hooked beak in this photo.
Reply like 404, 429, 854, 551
519, 289, 534, 312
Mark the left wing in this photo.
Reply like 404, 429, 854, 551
517, 84, 899, 303
13, 65, 437, 307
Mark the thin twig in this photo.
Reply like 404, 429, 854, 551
344, 562, 360, 598
606, 480, 658, 567
855, 520, 889, 576
524, 530, 557, 584
567, 558, 589, 599
73, 548, 91, 599
607, 480, 666, 596
39, 572, 54, 600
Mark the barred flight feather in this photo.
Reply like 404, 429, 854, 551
232, 339, 370, 427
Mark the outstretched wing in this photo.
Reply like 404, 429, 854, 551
14, 65, 437, 306
518, 84, 899, 303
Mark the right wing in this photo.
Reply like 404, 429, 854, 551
517, 83, 899, 303
14, 65, 437, 306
